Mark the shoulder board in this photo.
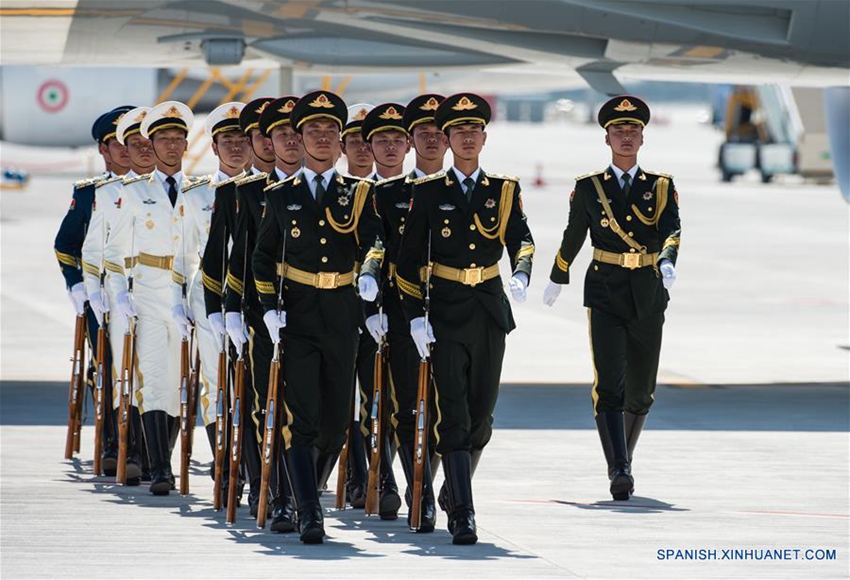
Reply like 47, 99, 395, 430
182, 175, 213, 193
74, 175, 106, 189
643, 169, 674, 180
376, 174, 406, 187
484, 172, 519, 182
264, 173, 299, 192
236, 172, 268, 187
122, 173, 152, 186
412, 170, 446, 185
574, 169, 605, 182
213, 171, 246, 188
343, 176, 374, 185
94, 175, 122, 189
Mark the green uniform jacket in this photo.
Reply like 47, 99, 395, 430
252, 172, 385, 336
396, 169, 535, 339
549, 167, 681, 320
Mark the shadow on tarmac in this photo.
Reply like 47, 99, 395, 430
4, 380, 848, 431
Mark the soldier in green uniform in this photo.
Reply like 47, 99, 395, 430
543, 95, 681, 501
395, 93, 535, 544
225, 96, 303, 530
252, 90, 385, 544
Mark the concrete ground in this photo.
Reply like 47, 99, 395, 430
1, 108, 848, 578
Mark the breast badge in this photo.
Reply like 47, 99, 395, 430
441, 226, 451, 238
291, 227, 301, 238
600, 218, 610, 227
484, 198, 496, 209
145, 219, 155, 230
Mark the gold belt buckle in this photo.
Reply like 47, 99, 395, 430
317, 271, 338, 289
621, 253, 641, 269
462, 266, 484, 286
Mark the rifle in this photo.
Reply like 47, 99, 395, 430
335, 404, 353, 510
257, 231, 286, 529
212, 227, 230, 511
410, 233, 432, 531
64, 312, 86, 460
116, 219, 137, 485
225, 234, 249, 525
178, 209, 194, 496
92, 312, 108, 475
364, 312, 387, 515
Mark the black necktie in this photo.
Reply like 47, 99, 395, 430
166, 176, 178, 207
314, 174, 326, 206
463, 177, 475, 202
621, 172, 632, 199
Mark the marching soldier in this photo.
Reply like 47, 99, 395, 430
82, 106, 156, 482
337, 103, 375, 509
55, 106, 132, 474
170, 102, 249, 478
252, 90, 385, 543
225, 96, 303, 527
365, 93, 447, 532
395, 93, 535, 544
543, 95, 680, 501
105, 101, 200, 495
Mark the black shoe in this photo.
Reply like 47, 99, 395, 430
298, 502, 324, 544
379, 487, 401, 520
271, 503, 297, 533
249, 492, 260, 518
610, 468, 634, 501
443, 451, 477, 545
347, 483, 366, 509
102, 450, 118, 477
377, 435, 401, 520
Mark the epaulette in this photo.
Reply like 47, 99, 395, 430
182, 175, 213, 193
376, 174, 406, 187
74, 175, 106, 189
484, 171, 519, 182
264, 173, 299, 192
643, 169, 674, 180
574, 169, 606, 181
412, 170, 446, 185
94, 175, 123, 189
122, 173, 152, 186
213, 171, 246, 188
236, 171, 268, 186
343, 176, 375, 185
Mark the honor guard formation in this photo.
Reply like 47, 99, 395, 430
55, 92, 681, 545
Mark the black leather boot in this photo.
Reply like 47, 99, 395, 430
346, 425, 368, 508
244, 434, 263, 518
205, 423, 217, 479
624, 412, 647, 463
271, 449, 297, 533
315, 449, 339, 496
398, 444, 436, 533
143, 411, 173, 495
442, 451, 477, 545
101, 398, 119, 476
378, 434, 401, 520
287, 445, 324, 544
124, 407, 143, 485
595, 412, 633, 501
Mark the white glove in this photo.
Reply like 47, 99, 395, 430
358, 274, 379, 302
508, 272, 529, 303
543, 281, 562, 307
410, 316, 435, 359
365, 313, 388, 343
115, 291, 137, 322
171, 304, 192, 339
263, 310, 287, 344
89, 290, 109, 325
226, 312, 250, 352
208, 312, 226, 341
659, 259, 676, 290
68, 282, 87, 316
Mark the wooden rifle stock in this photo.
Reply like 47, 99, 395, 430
226, 349, 246, 524
212, 347, 228, 511
256, 342, 282, 529
64, 314, 86, 460
116, 319, 135, 485
410, 357, 430, 531
335, 394, 356, 510
364, 342, 387, 515
92, 319, 107, 475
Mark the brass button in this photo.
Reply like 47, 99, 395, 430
400, 217, 405, 222
469, 243, 476, 250
173, 235, 179, 241
319, 219, 325, 226
344, 214, 349, 219
628, 232, 634, 237
647, 207, 653, 212
469, 224, 476, 231
320, 238, 327, 245
470, 263, 476, 268
629, 248, 636, 253
147, 213, 152, 217
291, 220, 297, 225
444, 219, 450, 224
626, 215, 632, 222
594, 265, 599, 271
321, 257, 328, 263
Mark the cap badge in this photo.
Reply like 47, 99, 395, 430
353, 107, 369, 121
279, 100, 296, 113
133, 110, 147, 122
420, 97, 440, 111
379, 106, 403, 120
256, 101, 270, 114
164, 105, 183, 118
309, 93, 335, 109
613, 99, 637, 112
225, 106, 241, 118
452, 96, 478, 111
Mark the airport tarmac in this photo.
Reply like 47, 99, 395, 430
1, 109, 848, 578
